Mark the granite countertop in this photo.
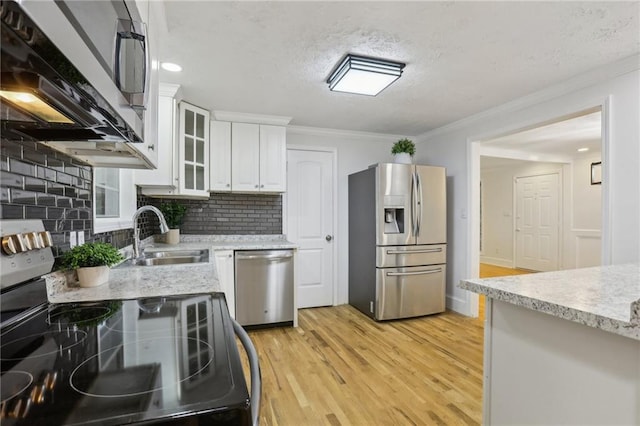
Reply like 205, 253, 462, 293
45, 234, 297, 304
459, 263, 640, 340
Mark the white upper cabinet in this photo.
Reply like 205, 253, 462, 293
209, 121, 232, 191
259, 125, 287, 192
210, 120, 287, 193
135, 84, 210, 199
179, 103, 210, 196
215, 122, 286, 193
231, 123, 262, 192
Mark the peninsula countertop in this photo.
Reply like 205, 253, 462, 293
45, 234, 297, 304
459, 263, 640, 340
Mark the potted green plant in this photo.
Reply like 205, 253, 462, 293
159, 201, 188, 245
391, 138, 416, 164
61, 242, 123, 288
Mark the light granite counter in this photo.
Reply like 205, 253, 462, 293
459, 263, 640, 340
460, 264, 640, 425
45, 234, 297, 304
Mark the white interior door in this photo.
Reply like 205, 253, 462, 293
286, 148, 335, 308
515, 173, 560, 271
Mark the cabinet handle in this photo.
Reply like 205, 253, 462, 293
148, 144, 155, 151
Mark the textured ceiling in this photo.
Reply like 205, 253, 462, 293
157, 1, 639, 137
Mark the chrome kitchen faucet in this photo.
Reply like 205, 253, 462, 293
132, 206, 170, 259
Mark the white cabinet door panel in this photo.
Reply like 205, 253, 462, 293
210, 121, 232, 191
231, 123, 260, 192
259, 125, 286, 192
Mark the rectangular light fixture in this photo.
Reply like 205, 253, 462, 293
327, 54, 406, 96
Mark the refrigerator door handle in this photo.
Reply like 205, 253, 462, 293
386, 268, 442, 277
416, 172, 423, 237
386, 248, 443, 255
411, 172, 418, 236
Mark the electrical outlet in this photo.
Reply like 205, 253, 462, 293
77, 231, 85, 245
69, 231, 77, 248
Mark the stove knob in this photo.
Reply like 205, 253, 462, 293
39, 231, 53, 248
2, 235, 17, 255
2, 235, 27, 255
25, 232, 42, 249
18, 234, 32, 251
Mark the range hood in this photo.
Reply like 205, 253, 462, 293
0, 0, 155, 169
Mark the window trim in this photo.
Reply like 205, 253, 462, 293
93, 168, 136, 234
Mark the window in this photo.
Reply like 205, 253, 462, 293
93, 168, 137, 233
95, 169, 120, 217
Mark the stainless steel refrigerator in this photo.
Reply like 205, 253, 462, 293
348, 163, 447, 320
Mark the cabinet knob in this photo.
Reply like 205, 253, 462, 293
226, 183, 230, 187
148, 144, 155, 151
255, 185, 259, 188
260, 184, 264, 188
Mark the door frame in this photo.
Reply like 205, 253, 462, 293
284, 144, 339, 306
513, 171, 562, 271
468, 97, 611, 317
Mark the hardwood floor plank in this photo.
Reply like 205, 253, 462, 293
240, 305, 483, 425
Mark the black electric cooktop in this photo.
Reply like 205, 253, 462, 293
0, 293, 250, 425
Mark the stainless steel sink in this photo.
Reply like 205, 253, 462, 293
124, 249, 209, 267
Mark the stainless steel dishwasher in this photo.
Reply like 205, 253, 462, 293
235, 250, 294, 327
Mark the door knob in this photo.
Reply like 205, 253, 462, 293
325, 235, 333, 242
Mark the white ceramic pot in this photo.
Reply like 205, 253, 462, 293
393, 153, 412, 164
77, 265, 110, 288
165, 229, 180, 245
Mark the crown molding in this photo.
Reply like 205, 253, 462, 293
417, 54, 640, 142
159, 83, 181, 98
212, 110, 291, 125
287, 124, 407, 142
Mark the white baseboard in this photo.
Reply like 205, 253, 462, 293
447, 294, 471, 316
479, 256, 514, 268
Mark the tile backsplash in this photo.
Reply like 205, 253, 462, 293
143, 192, 282, 235
1, 139, 283, 262
0, 140, 99, 258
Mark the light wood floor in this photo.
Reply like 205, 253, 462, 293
241, 305, 484, 426
478, 263, 533, 320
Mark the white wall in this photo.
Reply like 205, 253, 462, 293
286, 127, 400, 304
416, 57, 639, 316
567, 153, 602, 268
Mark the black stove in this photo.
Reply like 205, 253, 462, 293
0, 220, 256, 425
1, 293, 251, 425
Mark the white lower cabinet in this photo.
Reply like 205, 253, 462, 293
214, 250, 235, 318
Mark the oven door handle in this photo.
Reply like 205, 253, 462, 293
232, 319, 261, 426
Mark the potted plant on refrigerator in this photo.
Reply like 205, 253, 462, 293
391, 138, 416, 164
159, 201, 188, 245
61, 242, 123, 288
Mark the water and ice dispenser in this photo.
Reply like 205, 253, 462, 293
384, 207, 404, 234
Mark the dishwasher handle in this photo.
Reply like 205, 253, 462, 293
233, 319, 261, 426
235, 251, 293, 261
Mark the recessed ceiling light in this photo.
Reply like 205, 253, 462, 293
327, 54, 405, 96
577, 147, 590, 152
161, 62, 182, 72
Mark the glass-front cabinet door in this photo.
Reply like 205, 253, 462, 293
179, 102, 210, 196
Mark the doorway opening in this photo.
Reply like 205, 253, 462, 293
471, 104, 608, 318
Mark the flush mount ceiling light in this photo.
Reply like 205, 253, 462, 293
577, 147, 590, 152
327, 54, 406, 96
161, 62, 182, 72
